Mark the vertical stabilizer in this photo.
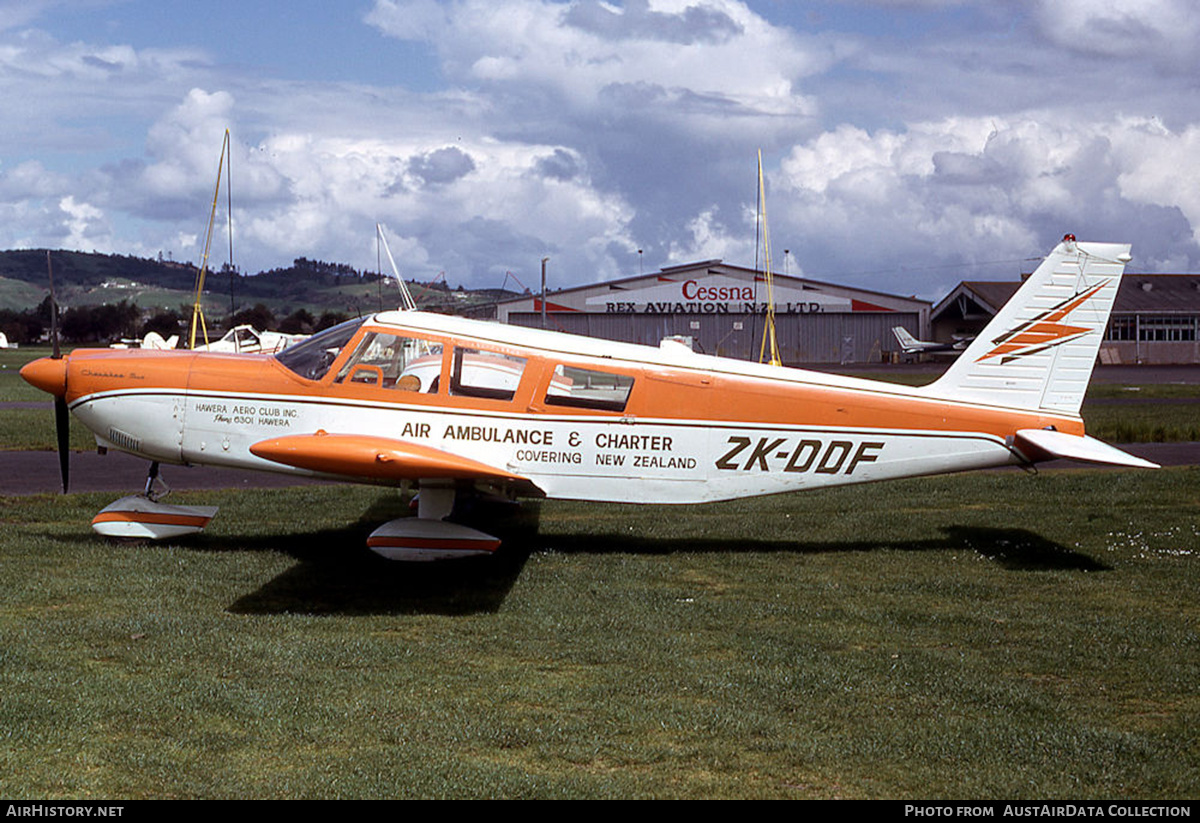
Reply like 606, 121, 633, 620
927, 235, 1131, 415
893, 327, 919, 350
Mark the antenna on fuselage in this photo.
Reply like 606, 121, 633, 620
376, 223, 417, 311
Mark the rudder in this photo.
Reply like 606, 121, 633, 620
926, 235, 1131, 415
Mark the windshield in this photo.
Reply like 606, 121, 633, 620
274, 317, 365, 381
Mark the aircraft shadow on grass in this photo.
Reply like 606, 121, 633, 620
222, 495, 541, 616
534, 525, 1109, 572
208, 498, 1108, 616
57, 490, 1108, 616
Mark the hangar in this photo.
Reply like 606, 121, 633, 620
933, 274, 1200, 365
494, 260, 931, 365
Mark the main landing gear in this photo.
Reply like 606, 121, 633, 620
366, 480, 504, 562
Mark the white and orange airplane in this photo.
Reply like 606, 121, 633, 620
21, 235, 1154, 560
891, 326, 971, 357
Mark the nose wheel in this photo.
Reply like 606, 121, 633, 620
91, 461, 219, 540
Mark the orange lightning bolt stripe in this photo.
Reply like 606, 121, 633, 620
976, 280, 1111, 364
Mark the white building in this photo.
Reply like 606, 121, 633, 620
494, 260, 931, 365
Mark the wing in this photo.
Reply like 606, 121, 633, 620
250, 431, 543, 491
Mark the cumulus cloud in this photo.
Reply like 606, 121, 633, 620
364, 0, 450, 42
407, 146, 476, 186
359, 0, 849, 285
72, 87, 289, 233
0, 160, 66, 198
533, 147, 582, 181
4, 1, 1200, 300
367, 0, 825, 127
1030, 0, 1200, 65
667, 205, 754, 266
0, 1, 56, 32
0, 27, 209, 161
1109, 118, 1200, 242
763, 114, 1196, 296
58, 195, 110, 250
207, 125, 637, 284
563, 0, 745, 44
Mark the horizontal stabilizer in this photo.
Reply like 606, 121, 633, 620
250, 431, 538, 485
1014, 428, 1159, 469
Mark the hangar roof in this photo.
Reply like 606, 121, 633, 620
495, 259, 930, 322
934, 274, 1200, 326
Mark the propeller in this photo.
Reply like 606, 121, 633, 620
54, 390, 69, 492
47, 251, 69, 493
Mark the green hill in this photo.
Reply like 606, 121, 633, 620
0, 249, 519, 317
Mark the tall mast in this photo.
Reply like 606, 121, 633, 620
757, 150, 781, 366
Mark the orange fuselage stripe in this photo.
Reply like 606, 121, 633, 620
58, 323, 1084, 443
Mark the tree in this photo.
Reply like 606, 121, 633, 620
228, 303, 275, 331
60, 300, 140, 342
140, 309, 184, 339
314, 311, 349, 332
278, 308, 315, 335
0, 308, 43, 345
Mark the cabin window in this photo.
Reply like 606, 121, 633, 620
450, 347, 527, 401
544, 365, 634, 412
335, 332, 444, 392
275, 318, 365, 381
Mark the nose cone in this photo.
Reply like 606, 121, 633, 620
20, 356, 68, 398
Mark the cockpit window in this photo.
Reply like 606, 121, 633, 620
335, 332, 444, 392
275, 317, 365, 381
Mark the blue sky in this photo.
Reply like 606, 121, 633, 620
2, 0, 1199, 300
44, 1, 444, 87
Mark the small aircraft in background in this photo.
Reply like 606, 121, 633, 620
192, 324, 306, 355
22, 235, 1154, 561
110, 331, 180, 350
892, 326, 972, 357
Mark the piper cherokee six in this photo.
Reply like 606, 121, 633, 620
21, 236, 1155, 560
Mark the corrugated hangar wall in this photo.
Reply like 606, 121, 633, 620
509, 312, 921, 364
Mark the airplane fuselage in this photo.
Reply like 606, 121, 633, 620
56, 310, 1075, 505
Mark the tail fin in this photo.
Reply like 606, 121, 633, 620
892, 327, 919, 350
926, 235, 1130, 415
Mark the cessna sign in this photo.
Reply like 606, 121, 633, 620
494, 260, 928, 364
584, 274, 851, 315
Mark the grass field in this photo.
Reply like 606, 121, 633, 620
0, 346, 48, 403
0, 470, 1197, 799
1084, 404, 1200, 443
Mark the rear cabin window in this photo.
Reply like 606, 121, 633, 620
335, 332, 444, 392
544, 365, 634, 412
450, 347, 527, 401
